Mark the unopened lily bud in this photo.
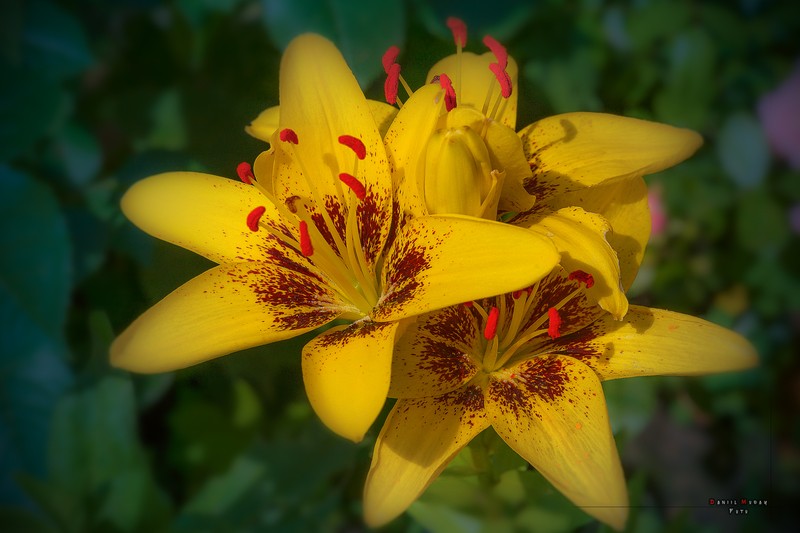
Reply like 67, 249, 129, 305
421, 126, 497, 218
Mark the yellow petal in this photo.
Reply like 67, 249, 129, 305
427, 52, 519, 129
486, 356, 628, 530
245, 105, 280, 143
385, 83, 445, 219
363, 385, 490, 527
390, 306, 481, 398
373, 215, 560, 321
111, 262, 344, 373
246, 100, 396, 143
368, 99, 399, 137
526, 207, 628, 320
541, 177, 649, 291
519, 112, 703, 198
483, 120, 535, 213
121, 172, 297, 265
276, 34, 393, 268
548, 306, 758, 381
301, 320, 399, 442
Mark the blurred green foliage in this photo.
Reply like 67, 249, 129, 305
1, 0, 798, 531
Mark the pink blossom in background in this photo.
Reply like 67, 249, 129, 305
758, 61, 800, 169
648, 185, 667, 237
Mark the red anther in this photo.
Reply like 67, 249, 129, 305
525, 286, 534, 296
439, 73, 457, 111
547, 307, 562, 339
489, 63, 512, 98
299, 220, 313, 256
236, 161, 254, 184
384, 63, 401, 105
463, 301, 474, 307
382, 45, 400, 74
338, 173, 366, 199
446, 17, 467, 47
279, 128, 299, 144
246, 206, 266, 232
512, 290, 523, 299
568, 270, 595, 288
484, 306, 500, 340
338, 135, 366, 160
482, 35, 508, 69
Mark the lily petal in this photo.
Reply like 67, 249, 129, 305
246, 100, 397, 143
301, 320, 400, 442
277, 34, 393, 269
526, 207, 628, 320
373, 215, 560, 321
245, 105, 280, 143
385, 83, 446, 219
121, 172, 298, 265
427, 52, 519, 129
547, 306, 758, 380
111, 262, 344, 373
390, 305, 481, 398
363, 385, 490, 527
483, 119, 535, 213
541, 177, 650, 291
520, 112, 703, 198
487, 356, 628, 530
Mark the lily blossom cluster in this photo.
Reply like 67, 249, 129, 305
112, 18, 757, 531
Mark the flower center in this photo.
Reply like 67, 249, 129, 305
466, 270, 595, 373
236, 130, 379, 319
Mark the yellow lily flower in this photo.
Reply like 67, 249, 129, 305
111, 34, 561, 443
363, 266, 757, 529
368, 18, 704, 320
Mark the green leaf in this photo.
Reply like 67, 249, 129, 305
653, 29, 715, 129
21, 0, 93, 80
53, 123, 102, 188
408, 500, 482, 533
261, 0, 405, 87
735, 190, 789, 253
0, 167, 72, 504
603, 376, 659, 435
0, 72, 66, 161
524, 48, 604, 113
717, 112, 770, 189
0, 506, 58, 533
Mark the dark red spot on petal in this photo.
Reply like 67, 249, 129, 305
489, 62, 512, 98
482, 35, 508, 69
338, 135, 367, 160
484, 306, 499, 340
299, 220, 313, 256
568, 270, 595, 288
382, 45, 400, 74
280, 128, 299, 144
446, 17, 467, 47
236, 161, 253, 184
247, 206, 266, 232
439, 73, 457, 111
338, 173, 366, 200
547, 307, 562, 339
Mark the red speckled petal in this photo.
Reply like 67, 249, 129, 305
524, 207, 628, 320
544, 306, 758, 381
373, 215, 559, 321
390, 305, 481, 398
301, 320, 400, 443
111, 262, 346, 373
276, 34, 393, 271
486, 356, 628, 530
363, 385, 490, 527
121, 172, 299, 265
